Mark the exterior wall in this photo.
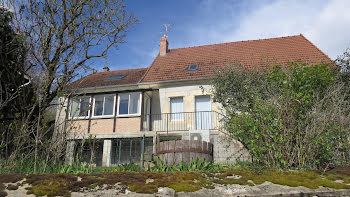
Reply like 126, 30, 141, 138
66, 120, 89, 134
90, 118, 114, 134
115, 117, 141, 133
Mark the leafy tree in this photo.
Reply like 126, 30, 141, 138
0, 6, 28, 117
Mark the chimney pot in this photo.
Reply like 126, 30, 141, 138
160, 36, 168, 56
103, 67, 110, 72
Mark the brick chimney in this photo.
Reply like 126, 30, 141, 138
103, 66, 110, 72
159, 36, 168, 56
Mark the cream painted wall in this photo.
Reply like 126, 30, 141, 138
156, 84, 222, 114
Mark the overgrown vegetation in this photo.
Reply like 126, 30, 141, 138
212, 63, 350, 169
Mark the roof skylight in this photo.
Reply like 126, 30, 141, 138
105, 75, 126, 80
187, 64, 199, 71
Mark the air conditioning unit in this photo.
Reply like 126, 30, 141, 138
190, 132, 202, 141
189, 130, 210, 142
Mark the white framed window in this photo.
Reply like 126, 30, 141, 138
68, 96, 91, 119
92, 94, 116, 117
170, 97, 184, 121
117, 92, 142, 116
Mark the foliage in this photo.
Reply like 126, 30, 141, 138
58, 161, 91, 174
0, 157, 93, 174
212, 63, 350, 169
113, 163, 142, 172
148, 157, 227, 172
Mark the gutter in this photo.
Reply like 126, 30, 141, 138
69, 77, 213, 94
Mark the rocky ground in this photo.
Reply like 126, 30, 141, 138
1, 167, 350, 197
2, 180, 350, 197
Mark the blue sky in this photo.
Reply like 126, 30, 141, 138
92, 0, 350, 71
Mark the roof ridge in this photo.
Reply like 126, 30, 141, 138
94, 67, 147, 74
169, 34, 303, 51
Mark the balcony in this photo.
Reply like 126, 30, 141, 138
142, 111, 224, 132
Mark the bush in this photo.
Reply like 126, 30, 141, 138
212, 63, 350, 169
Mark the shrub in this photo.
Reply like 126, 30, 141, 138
212, 63, 350, 169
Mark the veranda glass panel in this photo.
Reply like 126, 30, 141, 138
119, 94, 129, 115
104, 95, 114, 115
129, 93, 140, 114
79, 97, 90, 117
70, 98, 80, 118
94, 96, 104, 116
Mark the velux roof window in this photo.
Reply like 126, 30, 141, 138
187, 64, 199, 71
105, 75, 126, 80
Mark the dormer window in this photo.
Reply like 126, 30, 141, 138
187, 64, 199, 71
105, 75, 126, 80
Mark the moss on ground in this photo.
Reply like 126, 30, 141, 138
26, 174, 77, 197
0, 167, 350, 196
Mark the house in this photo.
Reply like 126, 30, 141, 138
55, 34, 332, 166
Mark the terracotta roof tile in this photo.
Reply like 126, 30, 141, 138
141, 34, 333, 83
69, 68, 147, 89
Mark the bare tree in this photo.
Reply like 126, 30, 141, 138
1, 0, 138, 172
11, 0, 138, 111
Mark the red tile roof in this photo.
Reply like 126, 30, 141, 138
140, 34, 332, 83
69, 68, 147, 89
69, 34, 333, 89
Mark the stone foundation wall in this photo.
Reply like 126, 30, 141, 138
210, 133, 250, 163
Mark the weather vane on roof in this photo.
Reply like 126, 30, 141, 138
161, 23, 173, 37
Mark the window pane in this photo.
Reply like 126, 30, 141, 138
170, 97, 184, 121
104, 95, 114, 115
79, 97, 90, 117
70, 98, 80, 118
119, 94, 129, 115
94, 96, 104, 116
129, 93, 140, 114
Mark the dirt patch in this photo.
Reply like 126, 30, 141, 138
0, 174, 24, 197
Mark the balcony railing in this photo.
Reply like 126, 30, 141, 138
142, 111, 224, 132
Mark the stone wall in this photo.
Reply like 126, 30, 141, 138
210, 133, 250, 163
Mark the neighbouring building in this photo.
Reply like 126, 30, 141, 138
55, 34, 332, 166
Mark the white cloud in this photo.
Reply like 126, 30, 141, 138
184, 0, 350, 59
